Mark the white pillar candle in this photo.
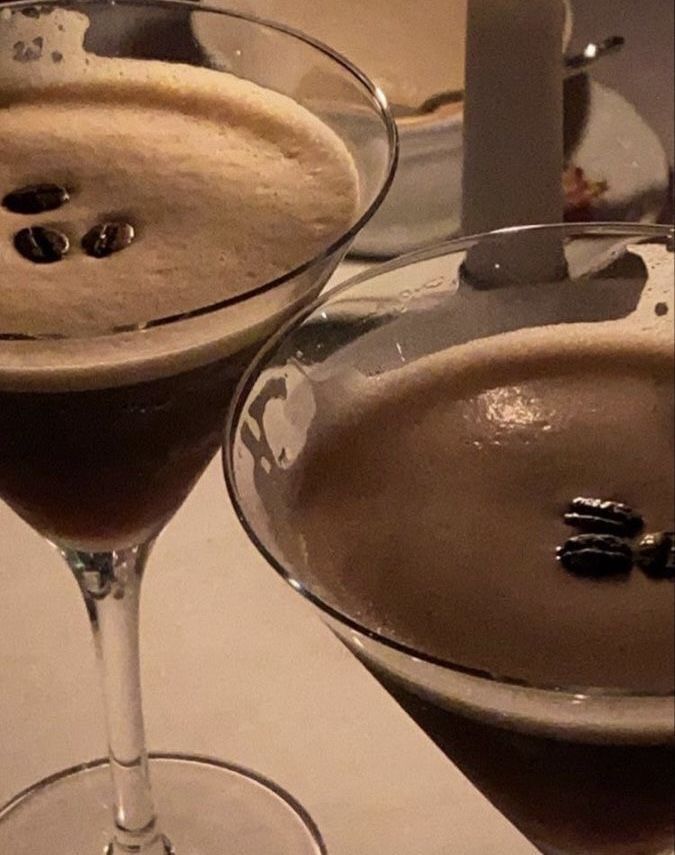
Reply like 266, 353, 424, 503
462, 0, 567, 285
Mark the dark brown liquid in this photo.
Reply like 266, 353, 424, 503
368, 664, 675, 855
0, 345, 257, 550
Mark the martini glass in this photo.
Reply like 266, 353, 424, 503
225, 223, 675, 855
0, 1, 397, 852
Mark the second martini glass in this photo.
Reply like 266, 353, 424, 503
226, 224, 675, 855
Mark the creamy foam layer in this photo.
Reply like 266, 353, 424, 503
0, 12, 358, 389
291, 325, 674, 694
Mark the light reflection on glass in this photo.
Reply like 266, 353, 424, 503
479, 385, 548, 430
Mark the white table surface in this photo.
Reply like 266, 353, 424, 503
0, 262, 535, 854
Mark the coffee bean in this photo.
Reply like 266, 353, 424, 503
14, 226, 69, 264
636, 532, 675, 579
557, 534, 633, 578
2, 183, 70, 215
564, 497, 643, 537
82, 222, 135, 258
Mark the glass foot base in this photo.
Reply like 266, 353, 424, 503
0, 753, 326, 854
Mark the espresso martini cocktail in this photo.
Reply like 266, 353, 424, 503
226, 225, 675, 855
0, 3, 396, 853
0, 12, 359, 549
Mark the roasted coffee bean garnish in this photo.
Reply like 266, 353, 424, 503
14, 226, 69, 264
557, 534, 633, 578
564, 497, 643, 537
2, 183, 70, 215
82, 222, 135, 258
636, 532, 675, 579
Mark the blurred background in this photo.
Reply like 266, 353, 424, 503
191, 0, 673, 253
569, 0, 673, 156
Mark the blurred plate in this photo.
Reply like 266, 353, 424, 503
351, 80, 671, 259
564, 81, 671, 224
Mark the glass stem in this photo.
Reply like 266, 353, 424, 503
63, 542, 171, 855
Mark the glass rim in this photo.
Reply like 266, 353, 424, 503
0, 0, 399, 341
224, 221, 675, 700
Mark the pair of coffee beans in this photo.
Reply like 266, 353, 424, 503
558, 497, 673, 580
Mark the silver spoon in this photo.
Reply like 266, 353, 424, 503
393, 35, 625, 118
